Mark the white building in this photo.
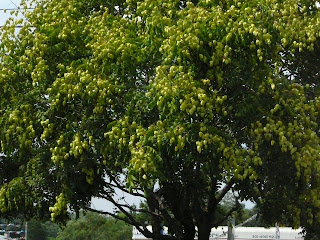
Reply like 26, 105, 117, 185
132, 226, 303, 240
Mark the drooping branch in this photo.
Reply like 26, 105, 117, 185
96, 190, 178, 240
104, 169, 144, 198
89, 193, 153, 238
103, 180, 144, 198
85, 206, 151, 238
98, 191, 143, 222
96, 196, 156, 216
85, 206, 140, 225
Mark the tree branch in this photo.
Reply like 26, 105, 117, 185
97, 192, 157, 216
85, 206, 150, 237
103, 181, 144, 198
87, 194, 155, 238
147, 188, 183, 235
215, 204, 239, 227
216, 177, 235, 204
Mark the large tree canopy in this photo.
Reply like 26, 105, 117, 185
0, 0, 320, 239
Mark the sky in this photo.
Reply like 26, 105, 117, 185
0, 0, 23, 26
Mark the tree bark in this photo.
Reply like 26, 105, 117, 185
146, 191, 163, 240
182, 223, 196, 240
197, 221, 212, 240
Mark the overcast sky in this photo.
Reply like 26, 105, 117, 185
0, 0, 23, 26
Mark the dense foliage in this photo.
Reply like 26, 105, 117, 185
0, 0, 320, 239
55, 212, 131, 240
27, 218, 59, 240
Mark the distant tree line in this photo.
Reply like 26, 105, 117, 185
1, 212, 132, 240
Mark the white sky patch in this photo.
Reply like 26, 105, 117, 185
91, 191, 143, 213
0, 0, 24, 27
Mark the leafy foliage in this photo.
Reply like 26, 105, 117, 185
55, 212, 131, 240
28, 220, 48, 240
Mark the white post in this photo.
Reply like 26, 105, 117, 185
25, 221, 28, 240
275, 223, 280, 240
228, 217, 235, 240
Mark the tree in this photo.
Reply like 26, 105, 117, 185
26, 219, 59, 240
218, 192, 256, 227
27, 218, 49, 240
55, 212, 131, 240
0, 0, 320, 240
245, 27, 320, 240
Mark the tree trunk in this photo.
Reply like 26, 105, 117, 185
197, 221, 211, 240
182, 224, 196, 240
145, 190, 164, 240
151, 224, 164, 240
